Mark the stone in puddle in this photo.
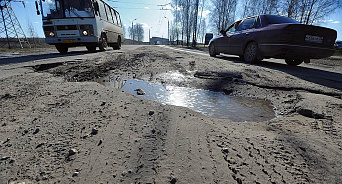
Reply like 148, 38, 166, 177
135, 89, 145, 95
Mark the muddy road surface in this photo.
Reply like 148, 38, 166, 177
1, 46, 342, 184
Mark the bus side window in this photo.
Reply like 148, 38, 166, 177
117, 13, 122, 27
110, 9, 116, 25
115, 11, 121, 27
99, 1, 106, 19
104, 4, 109, 21
93, 1, 99, 16
113, 10, 119, 25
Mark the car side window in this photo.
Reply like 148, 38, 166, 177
227, 24, 236, 33
236, 18, 255, 31
255, 16, 262, 28
227, 21, 241, 33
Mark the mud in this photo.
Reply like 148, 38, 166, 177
1, 46, 342, 183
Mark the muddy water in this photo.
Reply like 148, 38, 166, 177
96, 77, 275, 122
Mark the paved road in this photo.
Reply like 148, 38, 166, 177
162, 45, 342, 91
0, 45, 145, 69
1, 45, 341, 91
162, 45, 342, 74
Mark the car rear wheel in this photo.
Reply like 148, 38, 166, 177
55, 45, 68, 54
244, 42, 259, 63
285, 58, 303, 66
86, 46, 97, 52
209, 43, 217, 57
99, 34, 108, 51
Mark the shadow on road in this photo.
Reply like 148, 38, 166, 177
217, 55, 342, 91
0, 50, 92, 66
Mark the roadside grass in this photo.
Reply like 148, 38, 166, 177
333, 50, 342, 57
0, 45, 53, 53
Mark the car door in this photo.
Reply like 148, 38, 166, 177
230, 17, 256, 55
214, 33, 230, 53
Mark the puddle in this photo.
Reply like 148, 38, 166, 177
97, 77, 275, 122
0, 53, 21, 58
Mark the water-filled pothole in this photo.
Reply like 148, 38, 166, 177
96, 77, 275, 122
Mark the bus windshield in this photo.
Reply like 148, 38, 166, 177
41, 0, 94, 19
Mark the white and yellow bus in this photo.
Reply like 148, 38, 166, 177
35, 0, 124, 53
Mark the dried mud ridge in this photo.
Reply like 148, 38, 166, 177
1, 46, 342, 183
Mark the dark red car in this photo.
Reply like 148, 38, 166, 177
209, 15, 337, 66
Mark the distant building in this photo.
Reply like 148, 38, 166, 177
150, 37, 169, 45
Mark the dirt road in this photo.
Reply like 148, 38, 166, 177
1, 46, 342, 184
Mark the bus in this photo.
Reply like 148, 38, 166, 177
35, 0, 124, 53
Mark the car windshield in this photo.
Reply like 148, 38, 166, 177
41, 0, 94, 19
265, 15, 299, 24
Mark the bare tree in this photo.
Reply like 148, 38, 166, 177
192, 0, 199, 47
210, 0, 237, 34
301, 0, 341, 25
135, 24, 144, 42
242, 0, 280, 17
128, 23, 144, 42
198, 18, 207, 44
280, 0, 341, 24
171, 0, 182, 44
27, 20, 38, 47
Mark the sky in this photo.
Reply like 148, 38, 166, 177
6, 0, 342, 42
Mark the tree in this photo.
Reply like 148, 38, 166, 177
280, 0, 341, 24
192, 0, 199, 47
128, 23, 144, 42
135, 24, 144, 42
210, 0, 237, 34
27, 20, 38, 47
171, 0, 182, 44
198, 18, 207, 44
242, 0, 279, 17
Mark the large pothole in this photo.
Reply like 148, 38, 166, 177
94, 71, 276, 122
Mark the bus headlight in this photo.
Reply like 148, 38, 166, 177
49, 32, 55, 37
82, 30, 89, 36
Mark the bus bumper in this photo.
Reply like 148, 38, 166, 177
45, 36, 99, 46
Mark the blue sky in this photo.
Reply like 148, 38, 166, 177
8, 0, 342, 42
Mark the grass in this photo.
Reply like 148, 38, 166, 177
0, 45, 53, 53
333, 50, 342, 57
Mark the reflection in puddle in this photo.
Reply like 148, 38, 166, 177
0, 53, 21, 58
97, 78, 275, 122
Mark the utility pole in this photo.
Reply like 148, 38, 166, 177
0, 0, 31, 49
149, 27, 152, 45
164, 16, 169, 45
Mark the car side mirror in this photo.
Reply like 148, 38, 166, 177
35, 1, 40, 15
220, 30, 226, 36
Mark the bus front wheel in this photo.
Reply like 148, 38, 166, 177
99, 34, 108, 51
55, 45, 68, 54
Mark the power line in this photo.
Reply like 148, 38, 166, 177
107, 0, 170, 7
114, 7, 168, 10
